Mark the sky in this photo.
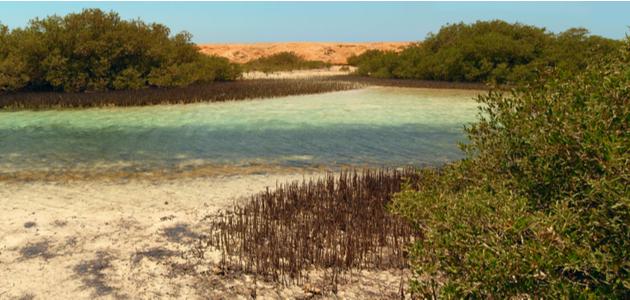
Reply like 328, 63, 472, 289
0, 2, 628, 43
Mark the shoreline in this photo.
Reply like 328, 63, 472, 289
0, 79, 361, 110
328, 75, 492, 90
0, 172, 408, 299
0, 164, 331, 183
0, 74, 490, 110
0, 162, 423, 184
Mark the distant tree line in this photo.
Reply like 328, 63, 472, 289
348, 20, 621, 84
1, 13, 622, 93
243, 52, 330, 73
0, 9, 241, 93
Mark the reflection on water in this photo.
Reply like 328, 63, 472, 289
0, 87, 481, 178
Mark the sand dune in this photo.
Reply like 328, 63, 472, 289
198, 41, 413, 64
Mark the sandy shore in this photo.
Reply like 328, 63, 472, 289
242, 65, 356, 80
0, 173, 406, 299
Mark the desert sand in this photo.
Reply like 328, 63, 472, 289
0, 173, 406, 299
199, 42, 412, 64
241, 65, 357, 80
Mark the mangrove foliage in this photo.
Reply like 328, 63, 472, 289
0, 9, 241, 93
348, 20, 621, 84
243, 51, 330, 73
391, 37, 629, 298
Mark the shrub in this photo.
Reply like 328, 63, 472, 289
0, 23, 29, 91
392, 38, 630, 297
347, 50, 400, 78
243, 51, 330, 73
350, 20, 620, 84
0, 9, 241, 92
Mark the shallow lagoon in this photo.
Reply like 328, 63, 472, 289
0, 87, 481, 177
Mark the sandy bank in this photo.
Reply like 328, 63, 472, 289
0, 173, 406, 299
242, 65, 356, 80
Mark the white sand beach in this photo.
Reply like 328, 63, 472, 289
0, 174, 405, 299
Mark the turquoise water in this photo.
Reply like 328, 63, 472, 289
0, 87, 480, 175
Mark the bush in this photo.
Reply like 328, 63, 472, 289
350, 20, 620, 84
347, 50, 401, 78
243, 51, 330, 73
0, 23, 29, 91
391, 38, 630, 297
0, 9, 241, 92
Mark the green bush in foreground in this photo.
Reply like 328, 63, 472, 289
392, 38, 629, 297
243, 51, 330, 73
0, 9, 241, 92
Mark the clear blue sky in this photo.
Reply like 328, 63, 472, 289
0, 2, 628, 43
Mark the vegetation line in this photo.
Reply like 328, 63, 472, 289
328, 75, 491, 90
0, 79, 361, 109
